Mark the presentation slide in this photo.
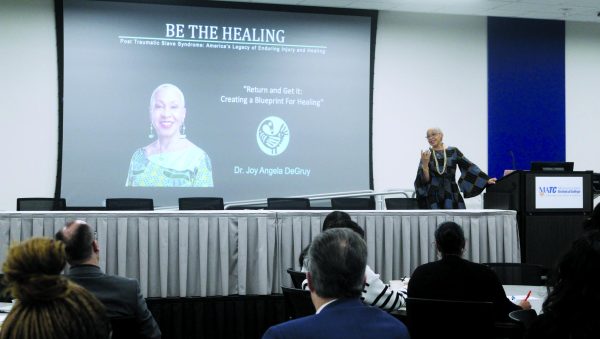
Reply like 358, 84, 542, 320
535, 176, 583, 209
61, 0, 374, 207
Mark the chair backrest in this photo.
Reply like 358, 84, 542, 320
17, 198, 66, 211
406, 297, 495, 339
179, 197, 224, 210
330, 197, 375, 210
64, 206, 107, 211
286, 268, 306, 289
483, 263, 548, 285
509, 309, 538, 329
281, 286, 315, 319
105, 198, 154, 211
385, 198, 419, 210
267, 198, 310, 210
110, 316, 141, 339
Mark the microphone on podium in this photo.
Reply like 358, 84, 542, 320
509, 150, 516, 170
502, 151, 517, 177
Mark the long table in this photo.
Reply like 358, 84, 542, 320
390, 281, 547, 314
0, 210, 519, 298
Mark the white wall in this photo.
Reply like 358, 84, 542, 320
0, 0, 57, 211
372, 12, 488, 207
1, 1, 599, 210
565, 22, 600, 208
566, 22, 600, 174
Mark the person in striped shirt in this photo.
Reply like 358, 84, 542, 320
299, 211, 407, 311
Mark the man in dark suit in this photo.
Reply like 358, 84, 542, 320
55, 220, 161, 339
407, 221, 530, 321
262, 227, 409, 339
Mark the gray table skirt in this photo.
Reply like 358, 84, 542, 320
0, 210, 519, 298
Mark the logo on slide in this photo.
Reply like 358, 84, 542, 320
257, 116, 289, 156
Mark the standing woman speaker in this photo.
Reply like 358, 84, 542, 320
414, 128, 496, 209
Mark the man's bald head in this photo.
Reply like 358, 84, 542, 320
55, 220, 95, 265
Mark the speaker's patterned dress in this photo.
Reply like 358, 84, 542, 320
414, 147, 489, 209
126, 146, 213, 187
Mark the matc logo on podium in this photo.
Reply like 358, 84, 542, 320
535, 177, 583, 209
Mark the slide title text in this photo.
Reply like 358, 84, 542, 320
166, 24, 286, 43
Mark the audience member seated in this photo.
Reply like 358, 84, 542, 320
263, 228, 409, 339
55, 220, 161, 339
298, 211, 407, 311
0, 237, 110, 339
407, 221, 530, 321
526, 230, 600, 339
298, 211, 351, 268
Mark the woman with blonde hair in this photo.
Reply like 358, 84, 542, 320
0, 238, 110, 339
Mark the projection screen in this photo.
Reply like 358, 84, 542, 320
60, 0, 376, 207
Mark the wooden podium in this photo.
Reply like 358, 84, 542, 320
484, 170, 593, 268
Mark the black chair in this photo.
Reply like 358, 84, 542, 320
509, 309, 538, 330
483, 263, 548, 285
385, 198, 419, 210
179, 197, 224, 210
267, 198, 310, 210
105, 198, 154, 211
110, 317, 141, 339
65, 206, 106, 211
16, 198, 66, 211
226, 205, 265, 210
281, 286, 315, 319
286, 268, 306, 289
406, 297, 494, 339
330, 197, 375, 210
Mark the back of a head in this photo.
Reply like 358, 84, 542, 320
308, 228, 367, 299
322, 211, 365, 239
539, 230, 600, 337
556, 230, 600, 287
435, 221, 466, 256
322, 211, 351, 230
55, 221, 94, 265
546, 230, 600, 307
0, 237, 109, 339
295, 212, 361, 269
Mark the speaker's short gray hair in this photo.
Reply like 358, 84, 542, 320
149, 83, 186, 111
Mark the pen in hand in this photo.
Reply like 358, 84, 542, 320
518, 291, 533, 310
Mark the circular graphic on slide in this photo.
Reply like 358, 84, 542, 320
256, 116, 290, 156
